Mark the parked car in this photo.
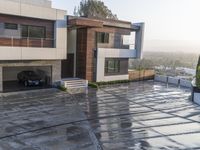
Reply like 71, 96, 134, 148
17, 71, 44, 87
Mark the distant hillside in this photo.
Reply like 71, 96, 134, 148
143, 51, 198, 69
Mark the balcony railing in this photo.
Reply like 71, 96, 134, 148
96, 34, 135, 50
0, 36, 55, 48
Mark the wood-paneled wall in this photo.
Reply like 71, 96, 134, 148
76, 26, 131, 81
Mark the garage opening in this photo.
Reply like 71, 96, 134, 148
3, 66, 52, 92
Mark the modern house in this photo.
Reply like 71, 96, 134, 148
0, 0, 144, 92
0, 0, 67, 92
62, 16, 144, 82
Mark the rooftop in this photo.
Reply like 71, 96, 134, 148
67, 16, 134, 30
7, 0, 52, 8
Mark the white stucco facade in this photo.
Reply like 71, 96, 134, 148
96, 48, 137, 82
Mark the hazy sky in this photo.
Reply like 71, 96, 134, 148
52, 0, 200, 53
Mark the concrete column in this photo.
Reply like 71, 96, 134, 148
0, 67, 3, 92
52, 60, 61, 84
134, 23, 145, 59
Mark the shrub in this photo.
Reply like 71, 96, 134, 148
58, 86, 67, 91
97, 80, 130, 86
88, 82, 99, 89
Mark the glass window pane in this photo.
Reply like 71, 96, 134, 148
108, 60, 115, 73
21, 25, 28, 37
5, 23, 18, 30
97, 32, 109, 43
29, 26, 45, 38
104, 33, 109, 43
105, 59, 120, 74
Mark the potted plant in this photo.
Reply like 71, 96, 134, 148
192, 56, 200, 105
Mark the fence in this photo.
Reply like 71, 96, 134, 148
129, 70, 155, 81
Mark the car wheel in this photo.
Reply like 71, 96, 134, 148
24, 81, 28, 87
18, 79, 21, 83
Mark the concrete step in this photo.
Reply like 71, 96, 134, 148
60, 78, 88, 90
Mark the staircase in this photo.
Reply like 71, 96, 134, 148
60, 78, 88, 90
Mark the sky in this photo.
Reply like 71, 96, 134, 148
52, 0, 200, 53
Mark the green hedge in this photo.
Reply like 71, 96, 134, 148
96, 80, 131, 86
88, 82, 99, 89
57, 86, 67, 91
89, 80, 132, 89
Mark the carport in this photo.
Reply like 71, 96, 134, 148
2, 66, 52, 92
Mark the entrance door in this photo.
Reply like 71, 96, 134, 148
61, 54, 74, 78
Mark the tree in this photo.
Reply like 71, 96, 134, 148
74, 0, 118, 20
196, 56, 200, 88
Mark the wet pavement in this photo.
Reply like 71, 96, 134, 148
0, 89, 100, 150
73, 81, 200, 150
0, 81, 200, 150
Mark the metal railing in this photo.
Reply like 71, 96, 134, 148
0, 35, 55, 48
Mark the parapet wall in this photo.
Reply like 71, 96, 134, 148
6, 0, 52, 8
154, 75, 192, 88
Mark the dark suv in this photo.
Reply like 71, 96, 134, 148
17, 71, 44, 87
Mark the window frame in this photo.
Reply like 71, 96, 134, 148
105, 58, 120, 75
97, 32, 109, 43
21, 25, 46, 39
4, 23, 18, 30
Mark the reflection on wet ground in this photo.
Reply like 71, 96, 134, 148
73, 81, 200, 150
0, 89, 100, 150
0, 81, 199, 150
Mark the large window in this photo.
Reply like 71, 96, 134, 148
97, 32, 109, 43
21, 25, 46, 38
105, 59, 120, 74
4, 23, 18, 30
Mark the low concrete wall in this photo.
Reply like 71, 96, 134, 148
180, 79, 191, 88
194, 93, 200, 105
154, 75, 168, 83
154, 75, 192, 88
168, 77, 179, 86
129, 70, 155, 81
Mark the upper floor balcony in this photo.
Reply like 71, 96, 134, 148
96, 32, 135, 49
0, 0, 67, 61
0, 16, 67, 60
0, 19, 55, 48
96, 32, 137, 58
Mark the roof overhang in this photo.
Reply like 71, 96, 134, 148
68, 18, 103, 28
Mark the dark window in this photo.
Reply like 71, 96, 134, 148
21, 25, 28, 37
97, 32, 109, 43
21, 25, 46, 38
105, 59, 120, 74
4, 23, 18, 30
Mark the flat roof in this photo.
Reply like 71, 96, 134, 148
68, 16, 132, 29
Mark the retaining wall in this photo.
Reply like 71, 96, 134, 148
154, 75, 192, 88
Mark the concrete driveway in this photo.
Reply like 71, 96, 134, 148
0, 89, 100, 150
73, 81, 200, 150
0, 81, 200, 150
